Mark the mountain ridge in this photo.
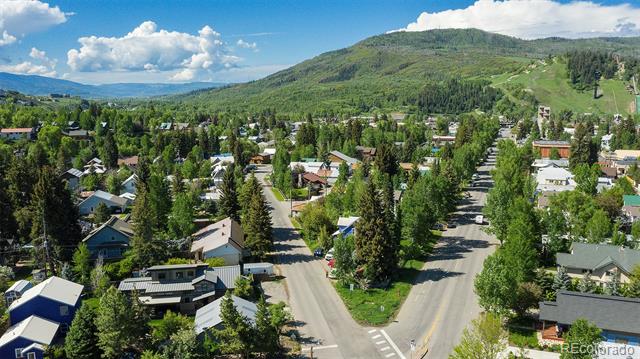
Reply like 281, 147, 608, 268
0, 72, 225, 99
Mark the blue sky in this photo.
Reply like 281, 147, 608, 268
1, 0, 639, 84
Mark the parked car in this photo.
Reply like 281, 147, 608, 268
432, 223, 447, 231
313, 248, 324, 257
475, 215, 484, 225
324, 248, 335, 261
447, 221, 457, 229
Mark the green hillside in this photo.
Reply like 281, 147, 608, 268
492, 58, 635, 115
175, 29, 640, 114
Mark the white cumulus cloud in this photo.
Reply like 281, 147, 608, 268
395, 0, 640, 39
67, 21, 241, 82
0, 47, 57, 77
237, 39, 258, 50
0, 0, 69, 46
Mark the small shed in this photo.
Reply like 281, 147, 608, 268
4, 280, 33, 306
242, 263, 274, 278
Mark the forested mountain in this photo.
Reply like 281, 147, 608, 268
0, 72, 224, 98
175, 29, 640, 115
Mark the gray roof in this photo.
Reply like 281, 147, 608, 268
147, 263, 207, 271
206, 265, 241, 289
556, 242, 640, 275
194, 295, 257, 334
5, 279, 32, 294
144, 282, 194, 294
0, 315, 59, 349
539, 291, 640, 335
9, 276, 83, 311
64, 168, 84, 178
192, 271, 218, 285
329, 150, 360, 164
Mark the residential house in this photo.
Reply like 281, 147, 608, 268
4, 280, 33, 307
0, 128, 35, 141
299, 172, 327, 195
539, 291, 640, 345
173, 122, 190, 131
556, 242, 640, 285
78, 190, 129, 215
249, 153, 271, 164
121, 174, 138, 194
624, 195, 640, 223
532, 140, 571, 159
535, 166, 576, 193
8, 276, 83, 328
118, 264, 241, 315
333, 217, 359, 238
82, 158, 106, 175
0, 315, 59, 359
431, 135, 456, 147
191, 217, 245, 265
355, 146, 376, 161
83, 216, 133, 260
158, 122, 172, 131
210, 154, 235, 166
194, 295, 257, 335
602, 150, 640, 176
117, 155, 139, 171
60, 168, 84, 191
327, 150, 360, 167
531, 158, 569, 173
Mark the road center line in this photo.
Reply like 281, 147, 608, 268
380, 330, 406, 359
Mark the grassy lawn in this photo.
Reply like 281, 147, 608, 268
290, 217, 301, 229
334, 234, 437, 326
508, 326, 539, 349
271, 187, 285, 201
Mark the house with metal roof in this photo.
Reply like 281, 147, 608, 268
194, 295, 257, 335
191, 217, 245, 265
0, 315, 59, 359
4, 280, 33, 307
8, 276, 83, 327
121, 174, 138, 194
556, 243, 640, 285
333, 216, 359, 238
60, 168, 84, 191
118, 263, 242, 315
328, 150, 360, 166
78, 190, 129, 216
83, 216, 133, 260
535, 166, 576, 193
539, 291, 640, 345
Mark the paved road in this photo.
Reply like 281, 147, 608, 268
257, 128, 507, 358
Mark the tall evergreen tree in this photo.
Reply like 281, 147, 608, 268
569, 123, 596, 170
101, 130, 119, 169
243, 187, 273, 259
131, 182, 165, 267
65, 303, 101, 359
95, 287, 147, 359
355, 180, 396, 282
254, 296, 279, 354
212, 292, 254, 358
219, 164, 241, 222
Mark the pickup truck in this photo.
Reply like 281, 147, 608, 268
475, 215, 484, 225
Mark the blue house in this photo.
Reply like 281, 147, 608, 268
78, 190, 129, 216
9, 276, 83, 328
4, 280, 33, 306
83, 216, 133, 260
0, 315, 59, 359
332, 216, 359, 238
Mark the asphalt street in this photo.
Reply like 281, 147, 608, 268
257, 127, 507, 358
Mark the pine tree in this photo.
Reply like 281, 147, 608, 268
101, 130, 118, 169
72, 243, 92, 287
219, 164, 241, 222
95, 287, 137, 359
94, 202, 111, 224
239, 174, 261, 220
213, 293, 254, 358
243, 188, 273, 259
147, 173, 171, 232
65, 303, 101, 359
131, 182, 165, 267
168, 192, 195, 239
355, 180, 396, 282
605, 272, 621, 296
578, 272, 596, 293
553, 266, 571, 293
254, 296, 279, 354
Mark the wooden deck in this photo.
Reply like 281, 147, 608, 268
541, 322, 564, 342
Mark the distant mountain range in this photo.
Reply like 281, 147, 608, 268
0, 72, 225, 98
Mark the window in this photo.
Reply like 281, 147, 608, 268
60, 305, 69, 316
176, 272, 184, 279
187, 271, 194, 277
27, 353, 35, 359
158, 273, 166, 280
15, 348, 23, 358
606, 271, 614, 276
